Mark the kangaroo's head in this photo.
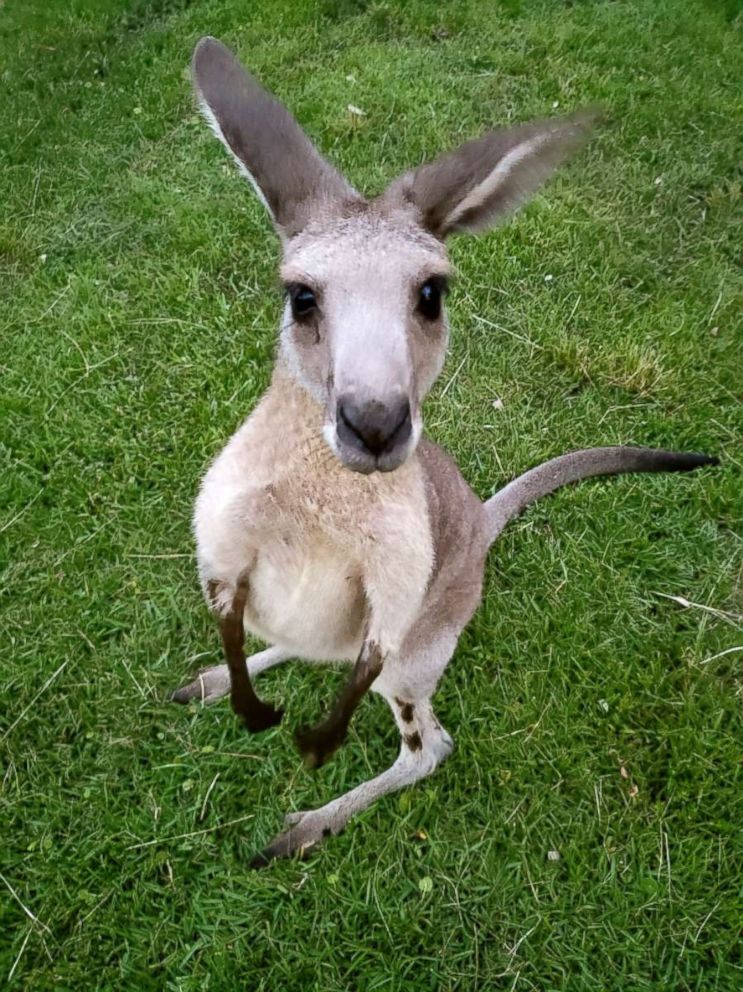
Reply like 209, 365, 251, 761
193, 37, 593, 474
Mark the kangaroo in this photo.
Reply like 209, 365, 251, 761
172, 37, 717, 865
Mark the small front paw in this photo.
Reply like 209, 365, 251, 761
239, 701, 284, 733
294, 721, 347, 768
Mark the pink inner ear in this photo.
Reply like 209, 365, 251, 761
382, 110, 596, 239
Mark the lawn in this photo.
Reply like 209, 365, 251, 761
1, 0, 742, 988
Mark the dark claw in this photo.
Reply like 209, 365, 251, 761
294, 721, 347, 768
249, 815, 327, 867
170, 681, 211, 705
249, 841, 312, 868
248, 849, 273, 870
237, 702, 284, 733
249, 834, 309, 869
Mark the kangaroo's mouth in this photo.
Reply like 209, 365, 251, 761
322, 410, 420, 474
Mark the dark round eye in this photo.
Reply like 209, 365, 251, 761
289, 284, 317, 319
418, 279, 445, 320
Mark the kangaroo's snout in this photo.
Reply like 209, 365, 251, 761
338, 396, 411, 459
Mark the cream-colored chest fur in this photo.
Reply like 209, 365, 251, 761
193, 368, 434, 660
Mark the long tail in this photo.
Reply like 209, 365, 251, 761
484, 447, 718, 544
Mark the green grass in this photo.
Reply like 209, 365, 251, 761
2, 0, 742, 988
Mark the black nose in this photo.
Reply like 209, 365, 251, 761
337, 397, 412, 458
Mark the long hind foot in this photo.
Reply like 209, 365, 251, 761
170, 664, 230, 704
170, 645, 291, 705
251, 697, 454, 865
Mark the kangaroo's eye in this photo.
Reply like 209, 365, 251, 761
418, 278, 447, 320
288, 284, 317, 319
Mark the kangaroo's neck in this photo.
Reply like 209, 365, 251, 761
248, 359, 423, 497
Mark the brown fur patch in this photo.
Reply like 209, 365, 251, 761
395, 698, 415, 723
405, 731, 422, 751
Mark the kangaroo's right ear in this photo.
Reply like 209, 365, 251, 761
192, 37, 359, 237
382, 110, 597, 239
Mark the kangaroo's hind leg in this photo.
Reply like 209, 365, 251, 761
251, 629, 461, 866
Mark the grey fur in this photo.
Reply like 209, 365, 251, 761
192, 37, 359, 235
383, 110, 597, 236
485, 447, 717, 542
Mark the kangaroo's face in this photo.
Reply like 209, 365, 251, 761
279, 209, 451, 473
192, 37, 593, 473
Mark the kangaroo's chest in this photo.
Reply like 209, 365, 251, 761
195, 385, 433, 661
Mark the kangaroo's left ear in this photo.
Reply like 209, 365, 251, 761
382, 110, 597, 238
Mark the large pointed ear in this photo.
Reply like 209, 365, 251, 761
191, 37, 359, 237
383, 111, 596, 238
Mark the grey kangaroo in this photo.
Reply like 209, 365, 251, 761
172, 37, 717, 865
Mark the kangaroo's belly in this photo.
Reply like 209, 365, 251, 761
245, 537, 365, 661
